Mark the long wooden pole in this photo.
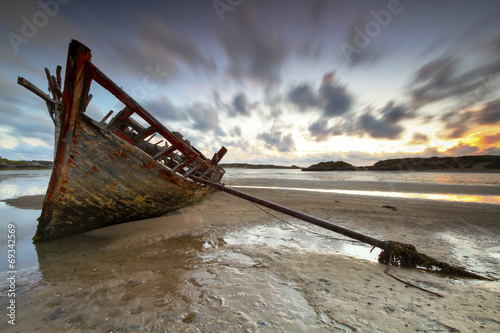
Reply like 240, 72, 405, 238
190, 175, 494, 281
190, 175, 386, 248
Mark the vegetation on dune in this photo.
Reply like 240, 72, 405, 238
302, 161, 357, 171
220, 163, 302, 169
370, 155, 500, 171
0, 157, 53, 169
300, 155, 500, 172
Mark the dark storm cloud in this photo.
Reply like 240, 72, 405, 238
319, 84, 352, 117
357, 113, 404, 139
257, 127, 296, 152
308, 102, 411, 141
231, 93, 250, 117
287, 84, 317, 111
287, 72, 353, 117
308, 120, 333, 142
409, 36, 500, 109
217, 2, 286, 88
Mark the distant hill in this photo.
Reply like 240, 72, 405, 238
370, 155, 500, 171
220, 163, 302, 169
302, 161, 357, 171
300, 155, 500, 172
0, 157, 53, 170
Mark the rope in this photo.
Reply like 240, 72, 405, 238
249, 201, 364, 245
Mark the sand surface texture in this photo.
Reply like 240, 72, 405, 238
1, 177, 499, 332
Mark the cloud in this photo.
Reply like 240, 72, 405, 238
356, 102, 414, 139
217, 2, 286, 88
287, 84, 317, 111
110, 14, 216, 79
408, 36, 500, 108
439, 98, 500, 139
476, 99, 500, 124
0, 77, 54, 145
408, 132, 430, 145
257, 126, 296, 152
319, 81, 352, 117
442, 142, 480, 156
309, 101, 412, 141
231, 92, 250, 117
481, 133, 500, 145
185, 103, 225, 137
357, 112, 404, 139
308, 120, 333, 142
287, 72, 353, 117
143, 95, 187, 122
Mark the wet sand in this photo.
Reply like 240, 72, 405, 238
1, 179, 500, 332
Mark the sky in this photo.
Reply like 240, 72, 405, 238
0, 0, 499, 167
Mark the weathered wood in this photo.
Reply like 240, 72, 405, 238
38, 40, 93, 232
18, 39, 226, 241
153, 145, 177, 160
100, 110, 114, 123
56, 65, 62, 88
87, 62, 199, 159
17, 77, 55, 107
34, 114, 216, 240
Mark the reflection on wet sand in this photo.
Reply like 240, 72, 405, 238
2, 170, 500, 332
31, 220, 341, 332
231, 185, 500, 204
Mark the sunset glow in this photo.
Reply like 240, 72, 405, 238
0, 0, 499, 166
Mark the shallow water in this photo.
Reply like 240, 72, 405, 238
0, 169, 499, 331
231, 185, 500, 204
224, 168, 500, 186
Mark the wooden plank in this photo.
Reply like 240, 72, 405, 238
17, 77, 55, 107
100, 110, 114, 123
153, 145, 176, 160
87, 61, 202, 162
38, 39, 93, 230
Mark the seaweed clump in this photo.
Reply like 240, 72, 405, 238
378, 241, 493, 280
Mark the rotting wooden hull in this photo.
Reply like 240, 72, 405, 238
34, 114, 216, 241
19, 40, 226, 241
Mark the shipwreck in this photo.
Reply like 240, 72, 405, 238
19, 40, 492, 284
18, 40, 227, 241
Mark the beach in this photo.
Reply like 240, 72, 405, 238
1, 171, 500, 332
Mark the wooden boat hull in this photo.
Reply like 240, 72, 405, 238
34, 114, 215, 241
19, 40, 226, 241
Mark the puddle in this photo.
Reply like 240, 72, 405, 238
224, 224, 382, 263
439, 231, 499, 279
